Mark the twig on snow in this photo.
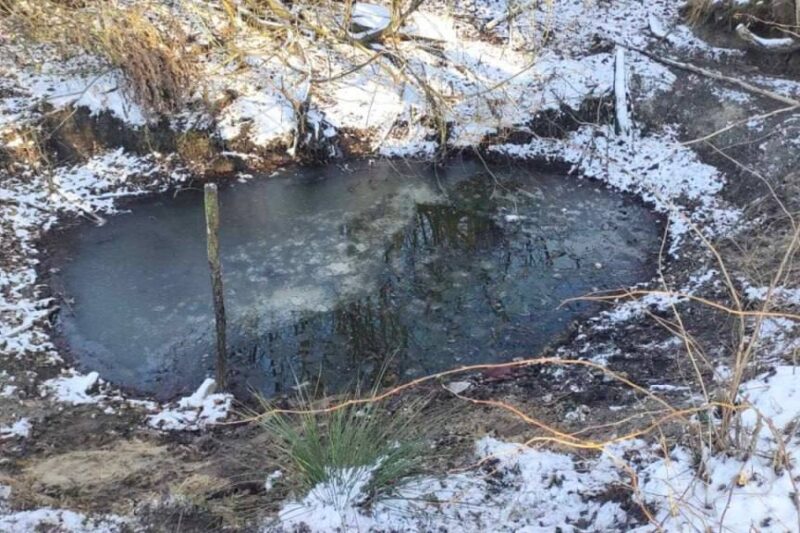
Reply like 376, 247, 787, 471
483, 0, 537, 33
621, 44, 800, 108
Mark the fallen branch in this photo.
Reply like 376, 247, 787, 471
682, 104, 800, 147
358, 0, 426, 44
621, 45, 800, 107
614, 47, 632, 137
483, 0, 537, 32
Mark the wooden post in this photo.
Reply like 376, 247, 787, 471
204, 183, 227, 389
614, 47, 631, 138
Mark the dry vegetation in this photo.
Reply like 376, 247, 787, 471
687, 0, 800, 40
0, 0, 198, 114
687, 0, 798, 26
0, 0, 444, 116
1, 1, 800, 529
255, 210, 800, 525
0, 0, 550, 158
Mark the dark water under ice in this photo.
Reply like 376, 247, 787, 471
52, 160, 662, 400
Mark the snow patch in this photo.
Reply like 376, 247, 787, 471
42, 371, 102, 405
147, 378, 232, 431
264, 470, 283, 493
352, 3, 391, 33
277, 437, 631, 531
0, 508, 128, 533
9, 53, 146, 126
0, 418, 31, 439
637, 366, 800, 532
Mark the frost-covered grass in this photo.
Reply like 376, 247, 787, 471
272, 362, 800, 532
278, 436, 635, 531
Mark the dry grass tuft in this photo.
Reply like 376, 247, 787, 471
1, 0, 198, 115
89, 8, 196, 115
686, 0, 799, 31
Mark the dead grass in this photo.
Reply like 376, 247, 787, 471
210, 0, 450, 154
730, 191, 800, 290
686, 0, 800, 31
1, 0, 198, 115
0, 126, 47, 172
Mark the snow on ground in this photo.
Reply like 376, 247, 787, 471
0, 485, 127, 532
0, 149, 233, 429
744, 283, 800, 308
275, 366, 800, 532
278, 437, 631, 531
42, 371, 103, 405
0, 0, 780, 158
352, 2, 391, 33
0, 417, 31, 439
1, 0, 800, 531
148, 378, 233, 431
0, 488, 128, 533
210, 49, 305, 149
0, 45, 145, 131
1, 149, 186, 361
592, 269, 721, 327
751, 317, 800, 365
0, 0, 687, 153
636, 366, 800, 532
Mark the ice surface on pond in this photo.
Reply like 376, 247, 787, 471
52, 160, 661, 399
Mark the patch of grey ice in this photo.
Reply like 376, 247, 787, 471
492, 126, 739, 256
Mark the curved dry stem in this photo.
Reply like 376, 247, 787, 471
562, 289, 800, 322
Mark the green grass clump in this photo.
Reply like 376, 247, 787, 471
258, 395, 430, 501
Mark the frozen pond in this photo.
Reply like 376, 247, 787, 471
51, 160, 662, 400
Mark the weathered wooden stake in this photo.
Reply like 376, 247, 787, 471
614, 47, 631, 139
204, 183, 227, 389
